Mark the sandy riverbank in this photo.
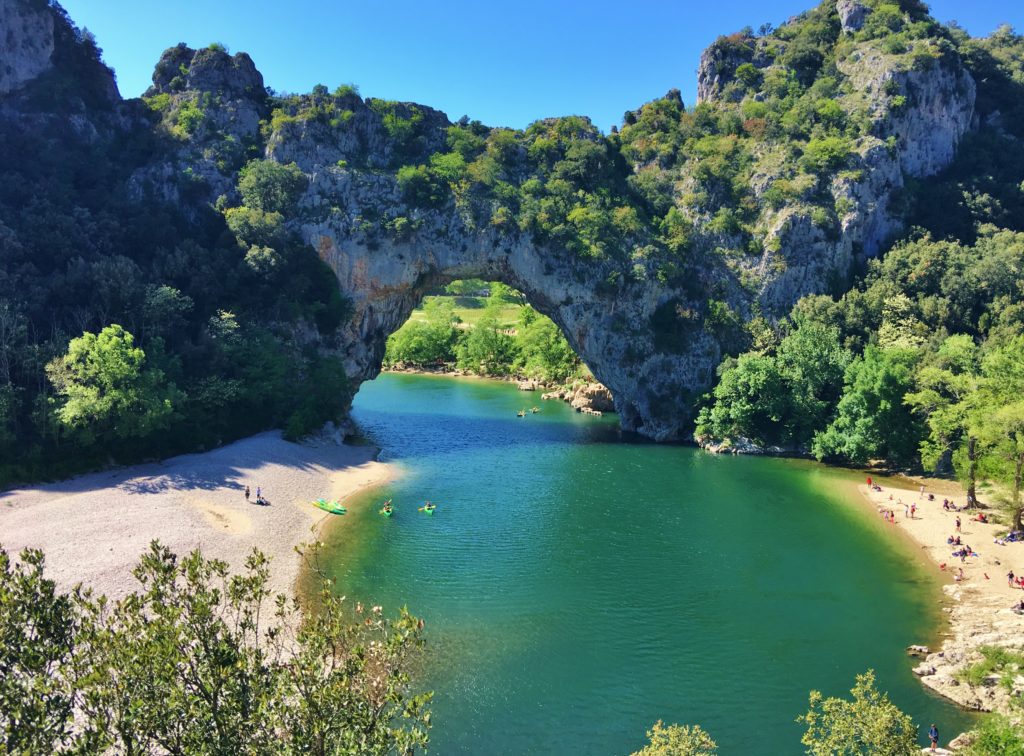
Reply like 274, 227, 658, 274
858, 482, 1024, 714
0, 431, 395, 601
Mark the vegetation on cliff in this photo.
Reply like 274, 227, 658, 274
0, 0, 1020, 484
0, 9, 350, 484
695, 19, 1024, 518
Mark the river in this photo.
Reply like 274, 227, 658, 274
319, 373, 973, 754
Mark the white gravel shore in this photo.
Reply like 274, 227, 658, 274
0, 431, 394, 600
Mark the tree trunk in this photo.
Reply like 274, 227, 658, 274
1015, 455, 1023, 533
967, 435, 978, 508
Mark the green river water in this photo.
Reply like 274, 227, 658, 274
321, 373, 974, 754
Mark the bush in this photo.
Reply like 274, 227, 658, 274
801, 137, 852, 174
237, 160, 308, 214
0, 543, 431, 754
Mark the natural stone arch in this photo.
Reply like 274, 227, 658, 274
128, 9, 975, 442
309, 225, 719, 441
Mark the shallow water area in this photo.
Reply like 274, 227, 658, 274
321, 373, 974, 754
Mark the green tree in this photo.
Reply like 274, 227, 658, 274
694, 324, 849, 448
964, 715, 1024, 755
972, 337, 1024, 529
695, 353, 789, 446
456, 310, 518, 376
46, 325, 177, 443
384, 298, 461, 366
798, 670, 917, 756
0, 542, 432, 754
801, 137, 852, 174
224, 206, 286, 247
905, 335, 982, 500
517, 313, 579, 382
0, 549, 80, 754
973, 402, 1024, 531
812, 347, 922, 465
237, 159, 308, 214
632, 720, 718, 755
775, 323, 851, 441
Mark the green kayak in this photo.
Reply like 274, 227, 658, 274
379, 508, 394, 517
313, 498, 346, 515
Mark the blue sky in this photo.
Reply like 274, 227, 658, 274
60, 0, 1022, 132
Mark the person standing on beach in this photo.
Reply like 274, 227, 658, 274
956, 516, 961, 532
920, 484, 925, 497
928, 723, 939, 750
245, 485, 250, 502
1010, 571, 1016, 588
911, 503, 917, 519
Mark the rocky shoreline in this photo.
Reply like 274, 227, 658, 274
857, 483, 1024, 747
382, 364, 616, 416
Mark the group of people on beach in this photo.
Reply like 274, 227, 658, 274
244, 485, 268, 506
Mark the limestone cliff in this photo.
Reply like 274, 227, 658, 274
0, 0, 53, 95
0, 0, 982, 442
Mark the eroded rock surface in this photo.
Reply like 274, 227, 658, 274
0, 0, 53, 95
0, 0, 980, 442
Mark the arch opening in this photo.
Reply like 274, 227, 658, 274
315, 230, 710, 442
375, 278, 608, 409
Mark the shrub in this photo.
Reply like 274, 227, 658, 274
801, 137, 852, 174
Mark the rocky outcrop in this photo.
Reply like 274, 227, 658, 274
0, 0, 54, 96
911, 581, 1024, 714
541, 382, 616, 415
570, 383, 615, 413
696, 33, 758, 104
753, 42, 975, 313
146, 43, 264, 99
837, 0, 870, 33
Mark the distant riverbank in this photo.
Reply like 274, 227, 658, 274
0, 431, 394, 601
855, 480, 1024, 717
382, 364, 615, 415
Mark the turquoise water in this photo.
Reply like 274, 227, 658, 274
323, 374, 973, 754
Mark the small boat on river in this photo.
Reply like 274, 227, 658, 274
313, 498, 346, 515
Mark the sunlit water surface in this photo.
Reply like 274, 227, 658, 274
319, 374, 973, 754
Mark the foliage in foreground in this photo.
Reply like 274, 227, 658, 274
0, 542, 430, 755
798, 670, 918, 756
964, 715, 1024, 756
631, 720, 717, 755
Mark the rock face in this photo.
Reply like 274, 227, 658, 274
0, 0, 54, 96
267, 31, 974, 441
570, 383, 615, 413
837, 0, 870, 33
146, 43, 264, 100
0, 0, 978, 443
